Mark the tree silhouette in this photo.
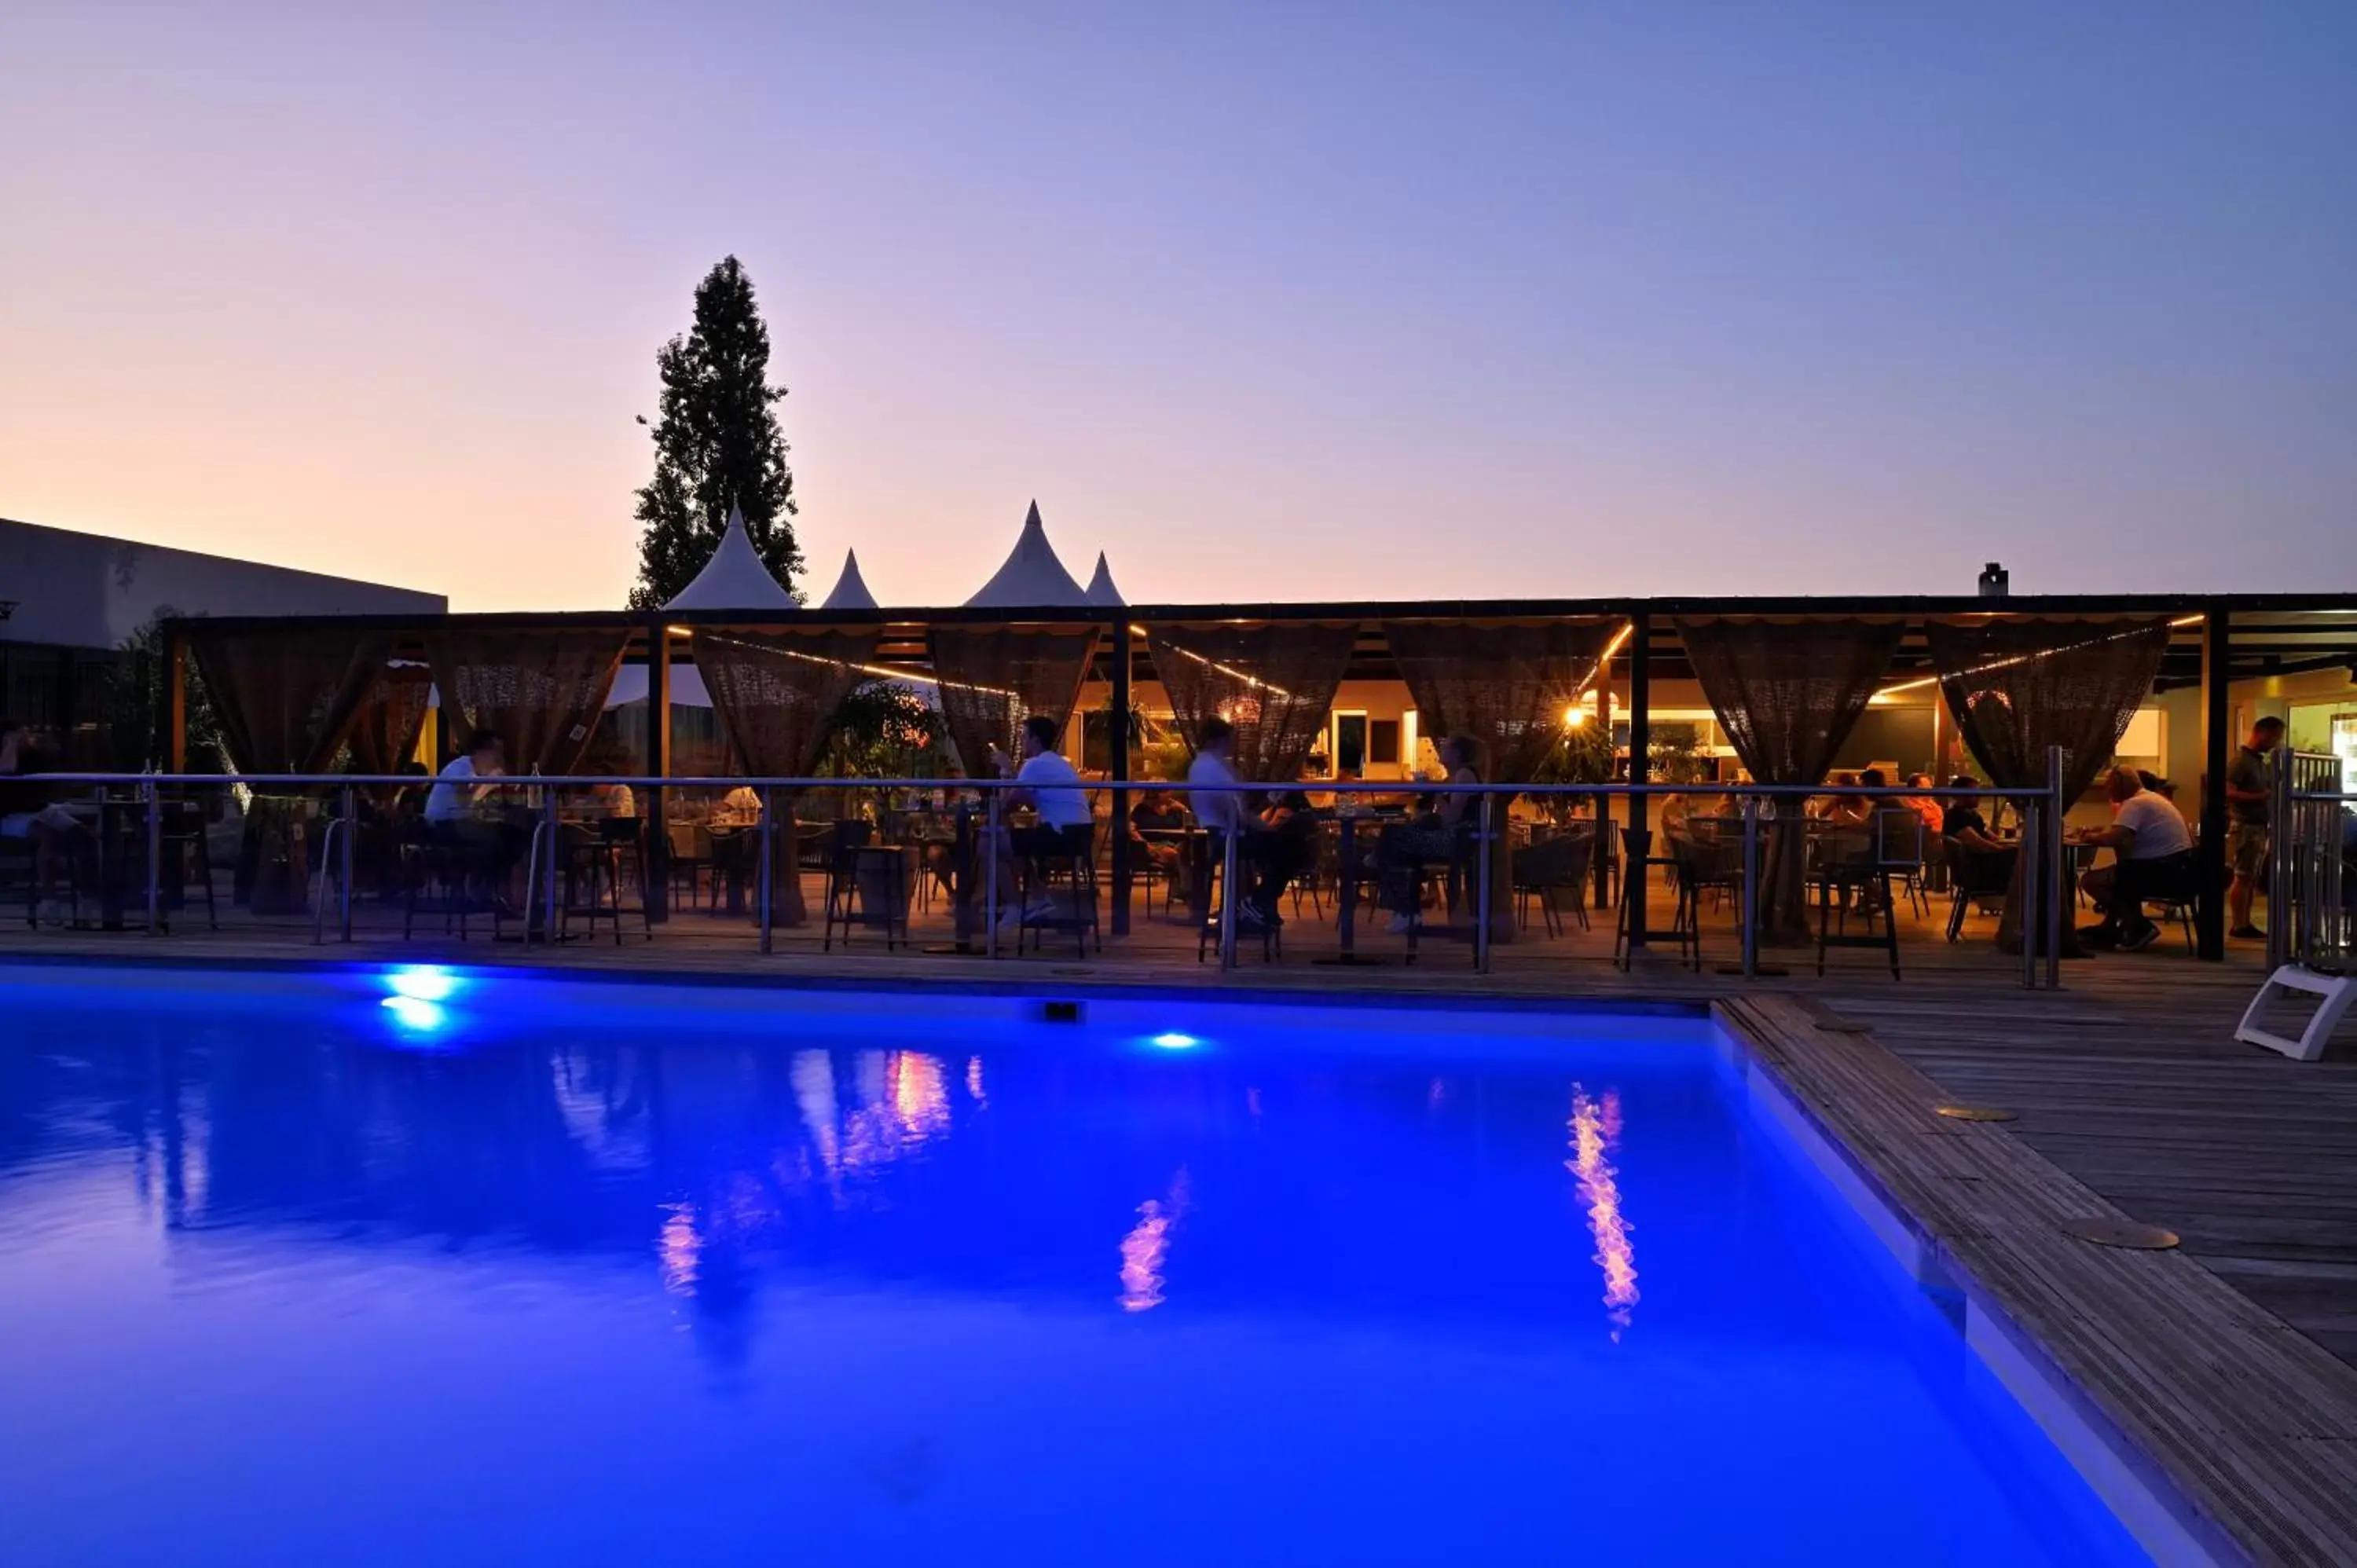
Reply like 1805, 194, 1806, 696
629, 256, 803, 607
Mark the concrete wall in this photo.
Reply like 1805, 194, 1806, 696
0, 517, 445, 650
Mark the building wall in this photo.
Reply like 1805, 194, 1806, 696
0, 516, 445, 651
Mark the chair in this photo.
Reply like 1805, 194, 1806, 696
1615, 829, 1701, 970
1197, 831, 1282, 963
1811, 811, 1910, 979
2135, 855, 2203, 955
821, 819, 883, 951
156, 799, 218, 932
1018, 823, 1100, 958
0, 835, 40, 929
1512, 829, 1594, 937
666, 821, 717, 911
1942, 839, 2018, 942
559, 819, 653, 945
401, 822, 514, 940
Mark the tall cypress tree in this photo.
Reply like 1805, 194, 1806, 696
628, 256, 803, 608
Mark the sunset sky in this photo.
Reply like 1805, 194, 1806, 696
4, 3, 2351, 611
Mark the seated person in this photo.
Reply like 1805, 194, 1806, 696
718, 784, 763, 822
1378, 734, 1479, 933
1940, 777, 2014, 863
1903, 774, 1946, 841
1, 717, 93, 925
1128, 787, 1191, 893
2073, 765, 2194, 951
1813, 773, 1871, 828
997, 713, 1092, 925
1255, 786, 1321, 918
1186, 717, 1288, 931
424, 731, 525, 896
595, 782, 639, 820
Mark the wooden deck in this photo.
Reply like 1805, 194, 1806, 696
6, 883, 2356, 1562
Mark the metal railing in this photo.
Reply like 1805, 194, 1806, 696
2270, 751, 2354, 976
16, 767, 2077, 987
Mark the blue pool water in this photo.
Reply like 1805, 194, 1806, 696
0, 965, 2150, 1566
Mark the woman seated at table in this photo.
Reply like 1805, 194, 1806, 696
1, 717, 93, 925
1378, 734, 1479, 933
1941, 775, 2017, 883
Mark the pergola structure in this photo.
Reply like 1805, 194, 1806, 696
162, 591, 2357, 960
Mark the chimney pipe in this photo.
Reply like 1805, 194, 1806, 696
1978, 562, 2009, 599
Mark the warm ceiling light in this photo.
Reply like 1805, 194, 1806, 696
1564, 705, 1589, 728
665, 625, 693, 638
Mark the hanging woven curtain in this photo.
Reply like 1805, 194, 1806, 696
690, 626, 884, 925
346, 665, 434, 797
188, 626, 387, 913
1383, 618, 1623, 940
691, 628, 882, 777
1382, 619, 1621, 783
1675, 617, 1902, 940
1145, 621, 1358, 782
927, 625, 1102, 779
1927, 617, 2172, 951
424, 630, 626, 776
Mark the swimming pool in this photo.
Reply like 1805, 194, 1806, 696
0, 963, 2157, 1566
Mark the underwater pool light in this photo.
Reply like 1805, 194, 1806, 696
1149, 1032, 1202, 1051
379, 995, 449, 1032
385, 965, 460, 1002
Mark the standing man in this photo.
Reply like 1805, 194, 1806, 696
2223, 716, 2285, 940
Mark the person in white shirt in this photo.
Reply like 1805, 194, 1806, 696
425, 731, 507, 823
1186, 717, 1284, 929
2074, 765, 2194, 951
992, 713, 1093, 926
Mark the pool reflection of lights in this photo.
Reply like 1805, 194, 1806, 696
385, 965, 460, 1002
379, 995, 449, 1032
1149, 1032, 1201, 1051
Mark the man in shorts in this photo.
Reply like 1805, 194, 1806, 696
2223, 716, 2284, 940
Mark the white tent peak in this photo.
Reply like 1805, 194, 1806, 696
663, 504, 794, 612
1083, 551, 1124, 606
818, 548, 878, 611
965, 500, 1088, 607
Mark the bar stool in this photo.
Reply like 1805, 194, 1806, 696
1017, 823, 1101, 958
559, 818, 653, 944
1614, 828, 1701, 970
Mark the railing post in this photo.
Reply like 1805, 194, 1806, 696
1219, 823, 1240, 971
1475, 794, 1494, 974
2045, 745, 2066, 991
339, 784, 355, 943
1740, 793, 1760, 978
2267, 749, 2293, 973
2019, 794, 2041, 990
758, 785, 775, 956
144, 779, 161, 936
541, 787, 559, 944
985, 787, 1002, 961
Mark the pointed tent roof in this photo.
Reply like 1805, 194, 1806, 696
965, 500, 1088, 608
663, 504, 794, 612
818, 548, 878, 611
1083, 551, 1124, 607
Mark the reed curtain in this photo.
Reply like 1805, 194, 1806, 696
1676, 617, 1903, 940
1381, 620, 1620, 782
188, 628, 387, 913
1145, 621, 1358, 782
188, 628, 385, 775
1380, 619, 1622, 940
689, 628, 882, 778
1928, 617, 2172, 951
424, 632, 626, 775
690, 627, 883, 925
926, 625, 1102, 779
1926, 618, 2172, 804
346, 665, 434, 791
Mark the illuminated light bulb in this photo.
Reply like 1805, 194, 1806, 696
1149, 1032, 1200, 1051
